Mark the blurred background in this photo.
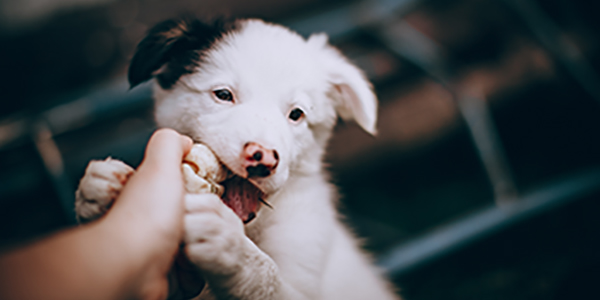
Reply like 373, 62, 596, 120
1, 0, 600, 299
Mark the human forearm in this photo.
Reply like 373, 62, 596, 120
0, 221, 150, 300
0, 129, 192, 300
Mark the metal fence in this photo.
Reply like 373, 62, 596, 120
1, 0, 599, 297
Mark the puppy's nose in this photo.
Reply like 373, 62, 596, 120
242, 142, 279, 178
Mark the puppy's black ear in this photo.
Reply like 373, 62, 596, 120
128, 17, 233, 89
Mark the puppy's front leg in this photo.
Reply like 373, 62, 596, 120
184, 194, 310, 300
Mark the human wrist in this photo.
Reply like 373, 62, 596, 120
93, 213, 171, 299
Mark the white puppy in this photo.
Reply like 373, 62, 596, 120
76, 17, 399, 300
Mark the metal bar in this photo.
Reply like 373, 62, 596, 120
42, 79, 153, 135
503, 0, 600, 105
457, 96, 518, 204
286, 0, 420, 39
0, 79, 153, 150
377, 168, 600, 277
376, 18, 447, 81
32, 121, 77, 223
0, 0, 422, 150
374, 17, 519, 202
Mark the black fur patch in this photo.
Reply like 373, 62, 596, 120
128, 17, 237, 89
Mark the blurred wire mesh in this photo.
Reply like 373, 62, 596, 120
1, 0, 600, 299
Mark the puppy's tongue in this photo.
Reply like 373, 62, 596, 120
221, 176, 261, 224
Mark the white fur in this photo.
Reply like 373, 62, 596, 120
76, 19, 398, 300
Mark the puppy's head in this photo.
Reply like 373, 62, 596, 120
129, 17, 377, 220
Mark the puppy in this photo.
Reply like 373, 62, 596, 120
75, 17, 399, 300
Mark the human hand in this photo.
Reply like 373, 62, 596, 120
100, 128, 194, 299
0, 129, 203, 300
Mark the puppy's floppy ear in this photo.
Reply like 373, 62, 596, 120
128, 17, 234, 89
309, 33, 378, 135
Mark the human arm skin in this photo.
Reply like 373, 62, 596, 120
0, 128, 192, 300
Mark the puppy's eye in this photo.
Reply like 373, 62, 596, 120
213, 88, 234, 102
288, 108, 305, 122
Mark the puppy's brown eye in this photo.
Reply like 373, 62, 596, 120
213, 88, 234, 102
288, 108, 304, 122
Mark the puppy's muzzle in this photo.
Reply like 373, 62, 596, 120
242, 142, 279, 178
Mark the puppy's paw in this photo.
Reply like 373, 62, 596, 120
75, 158, 135, 223
184, 193, 247, 275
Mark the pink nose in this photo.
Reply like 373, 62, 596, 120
242, 142, 279, 178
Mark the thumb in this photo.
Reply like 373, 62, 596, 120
141, 128, 193, 172
109, 128, 192, 225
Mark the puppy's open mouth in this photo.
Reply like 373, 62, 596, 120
220, 175, 265, 224
183, 143, 271, 224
